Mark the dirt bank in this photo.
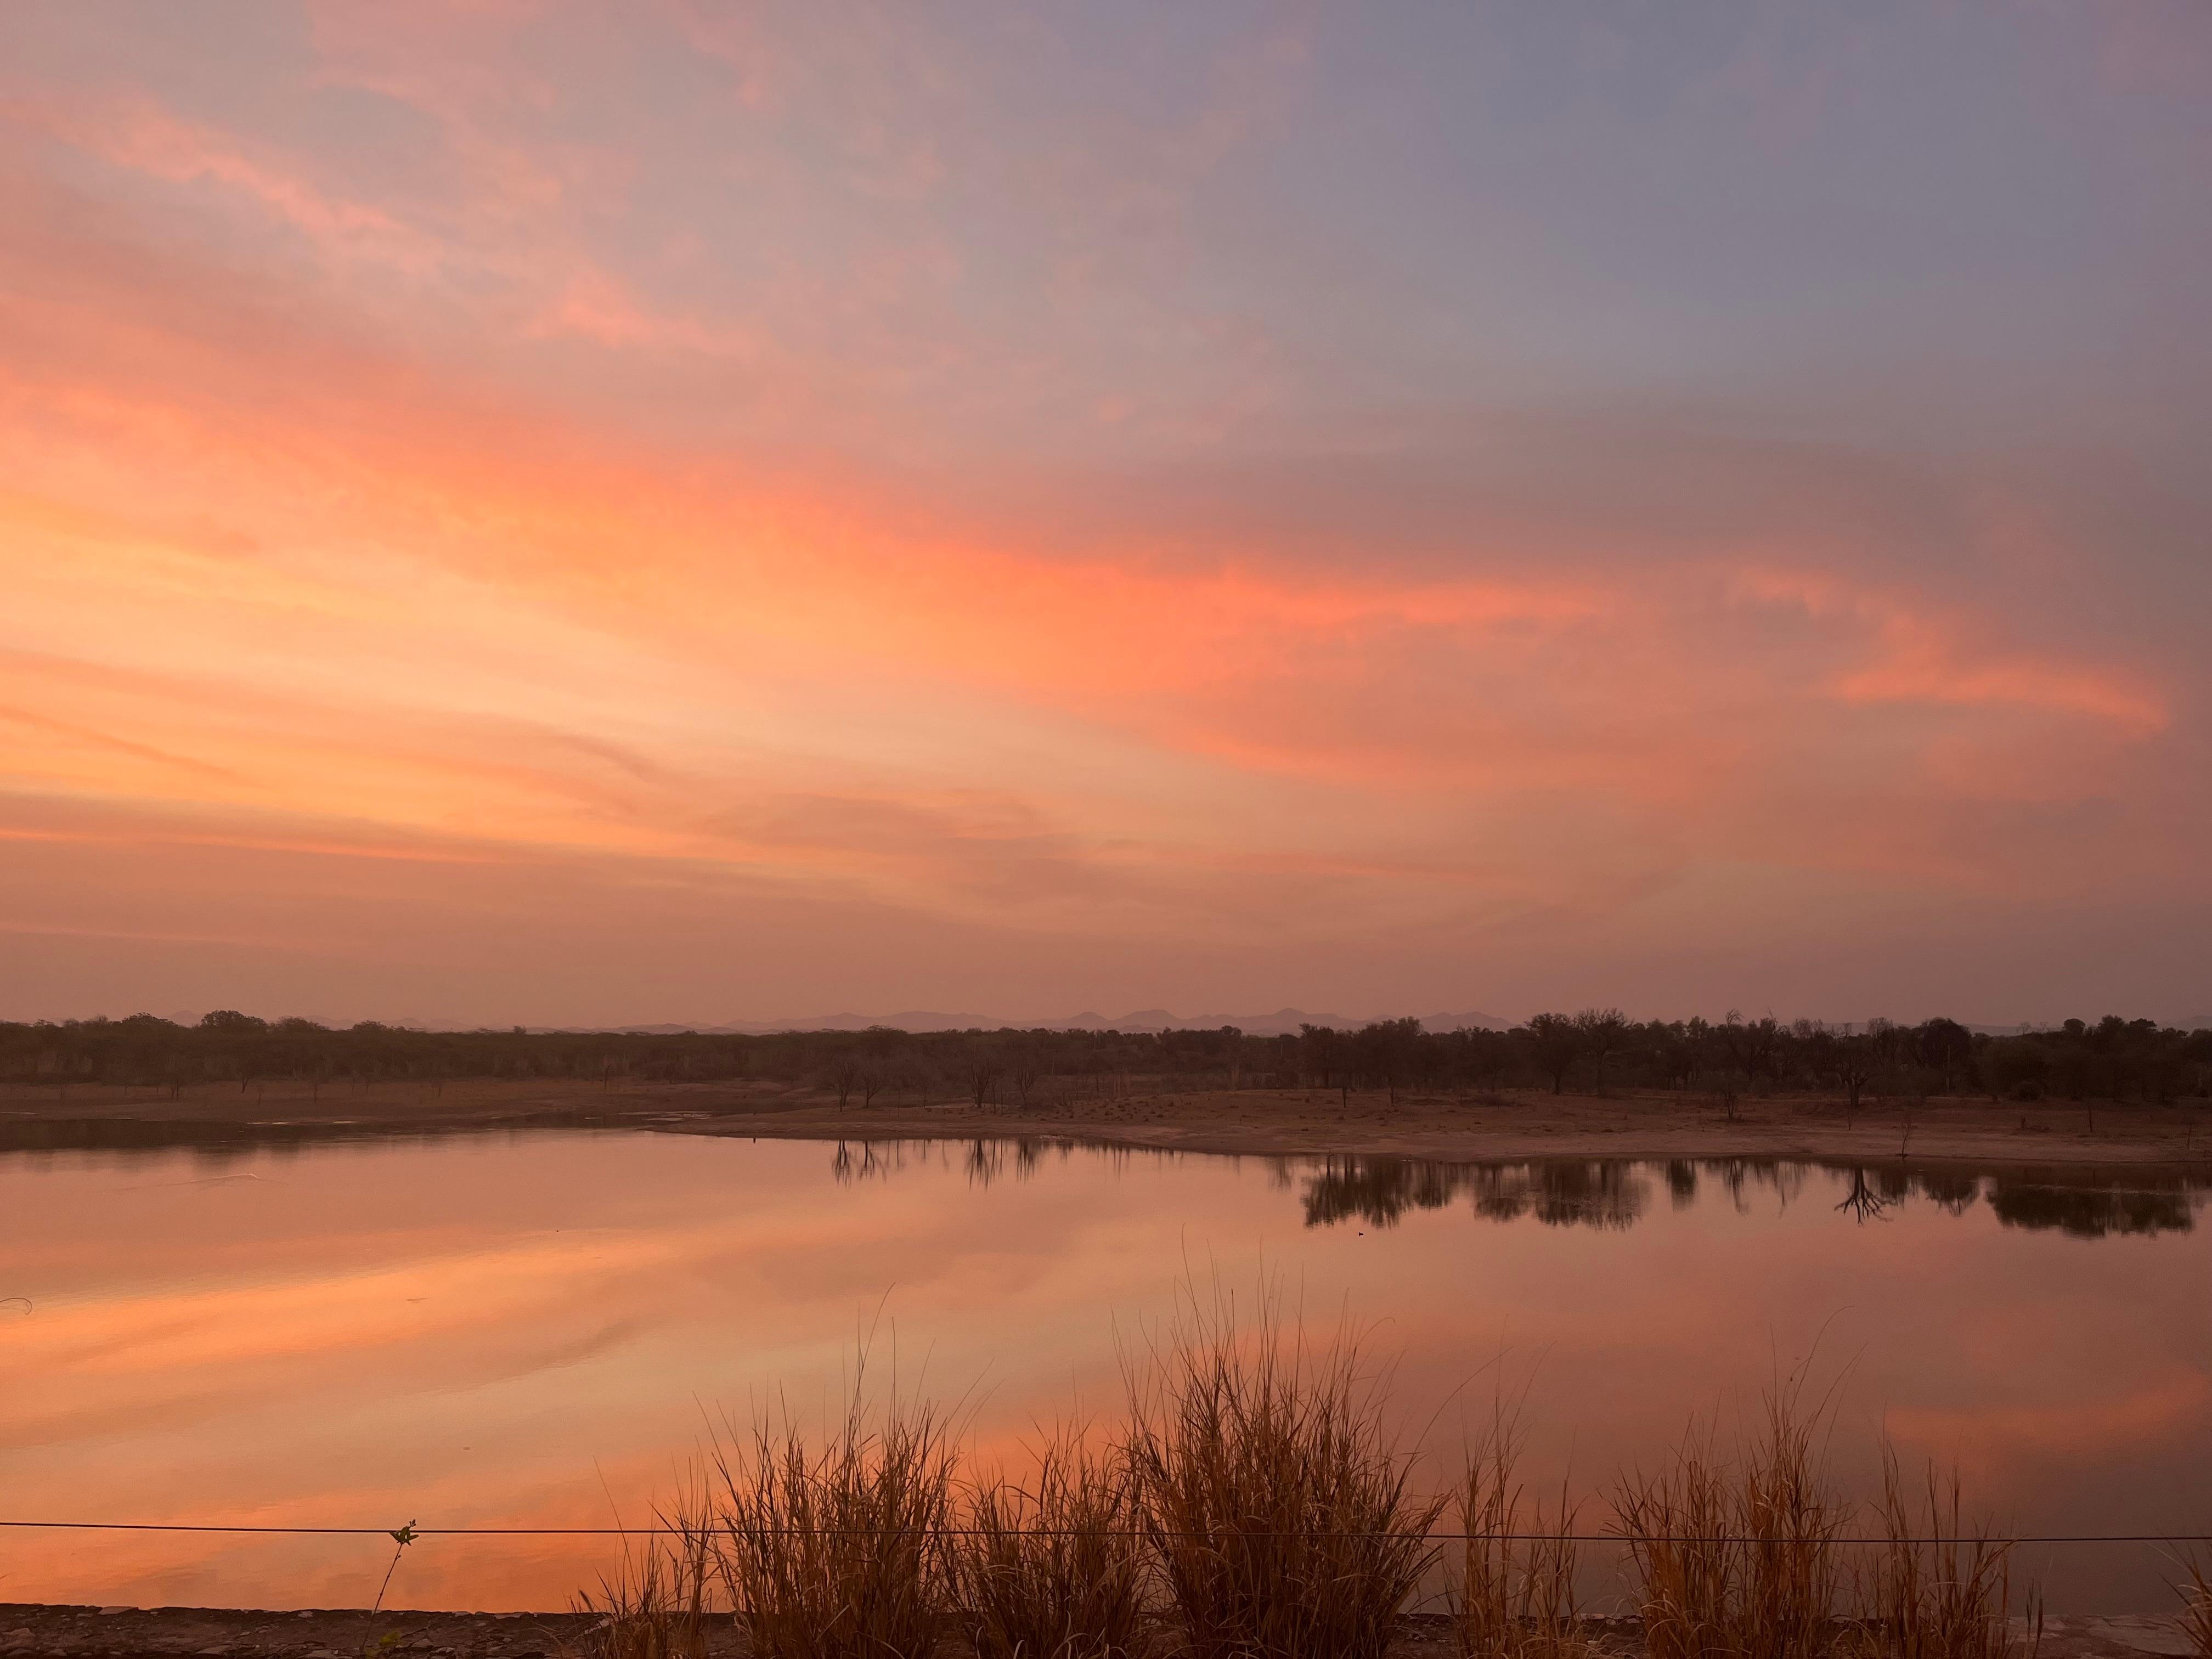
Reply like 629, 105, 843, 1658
0, 1606, 2194, 1659
0, 1607, 1451, 1659
0, 1606, 603, 1659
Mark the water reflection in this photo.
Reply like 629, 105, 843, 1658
1985, 1174, 2197, 1238
1279, 1154, 2202, 1238
3, 1131, 2208, 1615
810, 1138, 2209, 1238
1300, 1156, 1652, 1230
828, 1136, 1154, 1188
20, 1110, 2207, 1244
0, 1110, 619, 1157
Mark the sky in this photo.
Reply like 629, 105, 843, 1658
3, 1, 2210, 1028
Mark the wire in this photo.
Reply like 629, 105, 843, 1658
0, 1520, 2206, 1544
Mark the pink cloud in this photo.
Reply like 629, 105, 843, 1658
1732, 568, 2168, 733
0, 9, 2204, 1017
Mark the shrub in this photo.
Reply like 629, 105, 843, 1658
1123, 1294, 1444, 1659
953, 1430, 1150, 1659
709, 1387, 958, 1659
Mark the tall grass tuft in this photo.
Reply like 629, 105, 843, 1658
1457, 1409, 1589, 1659
1122, 1295, 1446, 1659
569, 1493, 718, 1659
1740, 1387, 1848, 1659
1851, 1449, 2032, 1659
1613, 1424, 1741, 1659
2175, 1551, 2212, 1659
709, 1387, 958, 1659
1613, 1380, 1847, 1659
952, 1429, 1150, 1659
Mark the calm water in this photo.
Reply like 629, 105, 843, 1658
2, 1132, 2207, 1613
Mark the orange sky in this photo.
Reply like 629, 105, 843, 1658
4, 3, 2210, 1024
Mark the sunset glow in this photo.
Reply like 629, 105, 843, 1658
5, 2, 2209, 1023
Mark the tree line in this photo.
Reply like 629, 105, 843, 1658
3, 1008, 2209, 1105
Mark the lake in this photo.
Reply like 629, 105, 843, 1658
2, 1131, 2206, 1615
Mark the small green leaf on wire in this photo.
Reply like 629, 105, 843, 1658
389, 1521, 417, 1547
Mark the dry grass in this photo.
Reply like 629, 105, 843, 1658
1740, 1389, 1848, 1659
582, 1320, 2067, 1659
568, 1499, 717, 1659
2174, 1551, 2212, 1659
1456, 1410, 1590, 1659
1613, 1425, 1742, 1659
952, 1430, 1150, 1659
1612, 1382, 1848, 1659
1122, 1295, 1446, 1659
1850, 1450, 2033, 1659
708, 1387, 959, 1659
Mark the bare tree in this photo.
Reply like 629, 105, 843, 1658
1572, 1007, 1629, 1094
1526, 1012, 1585, 1096
1713, 1009, 1782, 1096
1712, 1064, 1742, 1122
1832, 1036, 1879, 1121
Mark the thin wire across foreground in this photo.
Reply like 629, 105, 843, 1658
2, 1520, 2208, 1544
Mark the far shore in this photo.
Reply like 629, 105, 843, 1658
3, 1076, 2206, 1171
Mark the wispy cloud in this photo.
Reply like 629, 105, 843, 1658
0, 1, 2205, 1019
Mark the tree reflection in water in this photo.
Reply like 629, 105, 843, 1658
1300, 1156, 1650, 1230
1987, 1176, 2194, 1238
1293, 1155, 2204, 1238
1833, 1167, 1893, 1223
818, 1139, 2206, 1239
